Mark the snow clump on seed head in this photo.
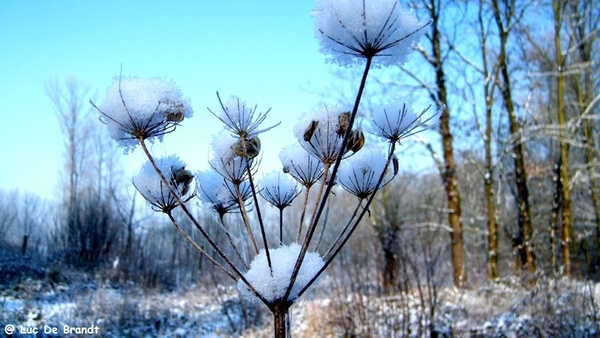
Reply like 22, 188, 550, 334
237, 243, 324, 303
370, 102, 439, 143
95, 77, 193, 153
313, 0, 428, 68
279, 144, 325, 187
338, 146, 396, 199
259, 171, 301, 209
133, 155, 194, 213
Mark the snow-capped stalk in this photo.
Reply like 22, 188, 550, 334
323, 199, 363, 259
244, 160, 273, 272
234, 182, 261, 255
278, 208, 284, 245
295, 187, 312, 243
137, 138, 270, 304
165, 211, 236, 280
298, 141, 398, 298
284, 55, 373, 301
218, 216, 250, 270
270, 301, 292, 338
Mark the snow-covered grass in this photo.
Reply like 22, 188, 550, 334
1, 278, 267, 338
2, 273, 598, 337
301, 275, 600, 337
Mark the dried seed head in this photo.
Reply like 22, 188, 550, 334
392, 156, 399, 176
171, 166, 194, 196
346, 129, 365, 153
166, 111, 184, 123
336, 112, 350, 136
303, 120, 320, 142
164, 102, 187, 123
232, 137, 261, 159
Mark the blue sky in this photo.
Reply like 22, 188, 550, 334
0, 1, 334, 199
0, 1, 432, 201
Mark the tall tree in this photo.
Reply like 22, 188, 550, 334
471, 0, 503, 279
491, 0, 536, 273
400, 0, 466, 287
46, 77, 127, 269
45, 77, 93, 227
421, 0, 467, 287
553, 0, 573, 276
566, 0, 600, 267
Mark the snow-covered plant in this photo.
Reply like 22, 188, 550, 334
91, 1, 437, 337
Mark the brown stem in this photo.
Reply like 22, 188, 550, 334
137, 138, 269, 303
270, 301, 292, 338
284, 56, 373, 301
165, 212, 237, 280
234, 182, 260, 254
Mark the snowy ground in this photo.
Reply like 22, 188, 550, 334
1, 254, 599, 337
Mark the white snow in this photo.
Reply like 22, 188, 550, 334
132, 155, 191, 211
237, 243, 325, 303
97, 77, 192, 152
279, 144, 325, 186
313, 0, 426, 68
259, 171, 301, 208
338, 146, 394, 197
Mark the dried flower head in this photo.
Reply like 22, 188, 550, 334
133, 156, 195, 213
259, 171, 301, 209
210, 132, 254, 183
295, 107, 360, 164
313, 0, 429, 68
92, 77, 193, 153
338, 147, 395, 199
232, 137, 261, 159
209, 93, 280, 138
346, 128, 365, 153
280, 145, 325, 187
370, 103, 439, 143
197, 170, 251, 216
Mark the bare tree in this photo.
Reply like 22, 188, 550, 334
403, 0, 467, 287
564, 0, 600, 271
46, 77, 128, 270
552, 0, 574, 276
490, 0, 537, 274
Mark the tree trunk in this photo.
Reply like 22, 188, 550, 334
492, 0, 536, 274
479, 0, 499, 279
567, 0, 600, 271
553, 0, 572, 276
429, 0, 466, 288
21, 235, 28, 256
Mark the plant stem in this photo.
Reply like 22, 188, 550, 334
245, 160, 273, 271
270, 301, 292, 338
296, 186, 312, 243
279, 208, 284, 245
298, 141, 397, 298
234, 182, 260, 254
165, 212, 236, 280
138, 138, 269, 304
284, 56, 373, 301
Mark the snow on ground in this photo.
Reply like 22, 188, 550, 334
1, 266, 599, 337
